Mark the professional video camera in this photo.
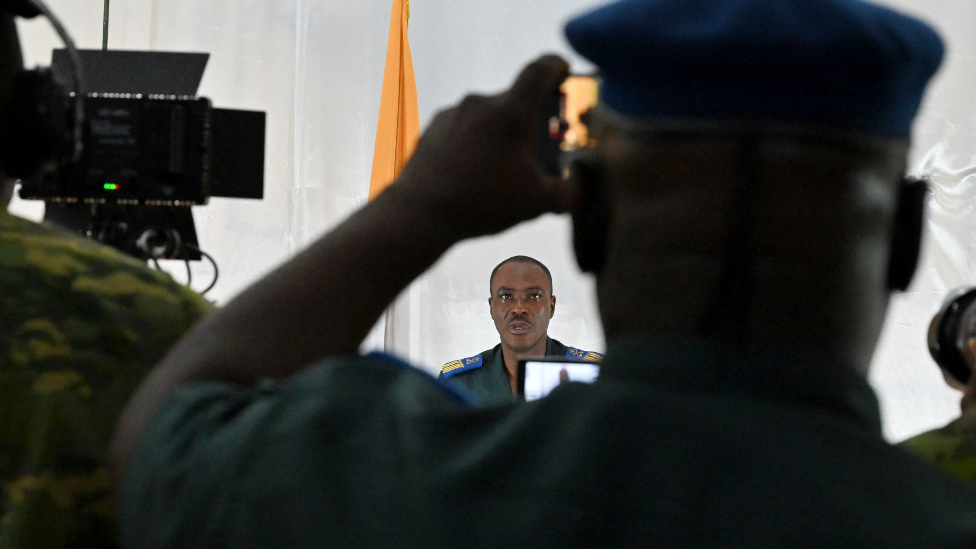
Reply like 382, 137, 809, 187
1, 0, 265, 291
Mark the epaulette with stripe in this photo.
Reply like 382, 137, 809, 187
441, 354, 484, 379
566, 347, 603, 362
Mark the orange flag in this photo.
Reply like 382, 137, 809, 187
368, 0, 420, 201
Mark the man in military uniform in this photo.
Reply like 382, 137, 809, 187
113, 0, 976, 547
0, 13, 212, 548
440, 256, 601, 404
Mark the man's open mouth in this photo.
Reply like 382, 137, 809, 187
508, 322, 532, 334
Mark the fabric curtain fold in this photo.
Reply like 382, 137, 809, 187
369, 0, 420, 201
369, 0, 420, 352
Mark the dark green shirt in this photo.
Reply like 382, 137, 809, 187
121, 337, 976, 548
0, 210, 213, 549
438, 337, 602, 406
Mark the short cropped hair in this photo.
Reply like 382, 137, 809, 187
489, 256, 553, 294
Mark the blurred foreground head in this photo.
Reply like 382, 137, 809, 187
0, 12, 23, 206
564, 0, 944, 372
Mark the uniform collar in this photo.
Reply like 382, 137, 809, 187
545, 337, 565, 356
601, 336, 883, 435
491, 336, 562, 364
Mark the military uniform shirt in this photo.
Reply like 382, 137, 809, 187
0, 210, 213, 549
121, 337, 976, 549
438, 337, 602, 406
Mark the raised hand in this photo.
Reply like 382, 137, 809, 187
393, 54, 570, 240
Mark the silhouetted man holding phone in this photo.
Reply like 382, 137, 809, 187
113, 0, 976, 547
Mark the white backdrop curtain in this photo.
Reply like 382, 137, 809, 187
7, 0, 976, 442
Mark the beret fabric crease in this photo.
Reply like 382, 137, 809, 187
564, 0, 945, 137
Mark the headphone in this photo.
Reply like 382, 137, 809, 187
888, 175, 928, 292
0, 0, 83, 180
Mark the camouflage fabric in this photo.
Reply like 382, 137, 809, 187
0, 210, 213, 549
900, 412, 976, 487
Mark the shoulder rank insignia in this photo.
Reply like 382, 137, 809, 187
441, 354, 484, 379
566, 347, 603, 362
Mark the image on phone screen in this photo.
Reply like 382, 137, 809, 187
518, 359, 601, 402
537, 74, 600, 176
559, 75, 600, 151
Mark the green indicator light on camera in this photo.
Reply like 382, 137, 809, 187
104, 183, 118, 191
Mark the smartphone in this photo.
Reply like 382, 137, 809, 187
537, 75, 600, 176
517, 356, 601, 401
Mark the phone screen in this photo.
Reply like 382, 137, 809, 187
538, 75, 600, 175
520, 360, 601, 402
559, 75, 600, 151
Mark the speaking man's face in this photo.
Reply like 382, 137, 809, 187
489, 262, 556, 354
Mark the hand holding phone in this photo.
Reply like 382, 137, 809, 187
537, 75, 600, 176
518, 357, 601, 401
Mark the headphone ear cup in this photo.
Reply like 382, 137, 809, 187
0, 68, 71, 179
887, 176, 928, 292
570, 156, 609, 274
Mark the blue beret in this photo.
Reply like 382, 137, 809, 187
565, 0, 945, 137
